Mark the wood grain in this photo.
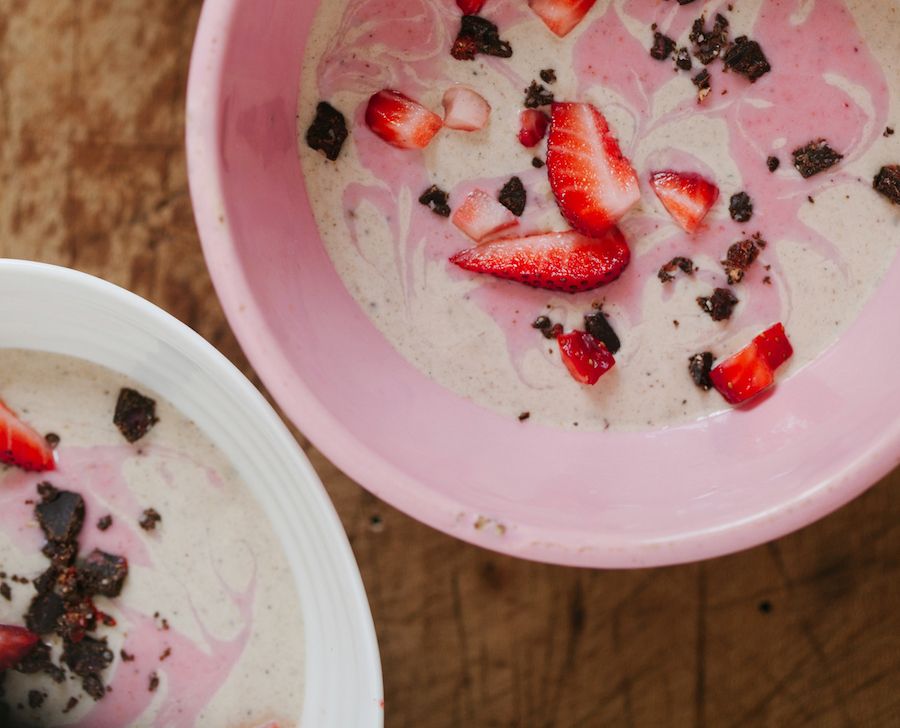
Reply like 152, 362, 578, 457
1, 2, 899, 726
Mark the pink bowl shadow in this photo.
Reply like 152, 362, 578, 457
186, 0, 900, 568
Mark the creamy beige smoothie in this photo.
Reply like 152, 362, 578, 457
298, 0, 900, 429
0, 350, 303, 727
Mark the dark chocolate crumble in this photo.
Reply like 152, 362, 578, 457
722, 235, 763, 284
305, 102, 349, 162
518, 412, 531, 422
523, 81, 554, 109
539, 68, 557, 84
498, 177, 527, 216
418, 185, 452, 217
692, 69, 711, 102
688, 353, 715, 391
451, 15, 512, 61
97, 514, 113, 532
658, 256, 695, 283
113, 388, 158, 443
531, 157, 545, 169
690, 14, 730, 65
531, 316, 563, 340
148, 672, 160, 693
674, 47, 693, 71
697, 288, 739, 321
139, 508, 162, 532
873, 165, 900, 206
767, 156, 780, 172
650, 32, 676, 61
723, 36, 771, 82
728, 191, 754, 223
584, 312, 621, 354
792, 139, 843, 178
0, 583, 10, 601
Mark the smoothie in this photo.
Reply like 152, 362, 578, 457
0, 350, 304, 727
298, 0, 900, 429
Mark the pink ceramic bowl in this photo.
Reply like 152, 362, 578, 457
186, 0, 900, 568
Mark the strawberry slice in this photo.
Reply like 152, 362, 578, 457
547, 103, 640, 237
528, 0, 598, 37
456, 0, 486, 12
518, 109, 549, 148
365, 90, 443, 150
442, 86, 491, 132
649, 170, 719, 234
0, 624, 40, 670
0, 399, 55, 472
450, 228, 630, 292
452, 190, 519, 242
710, 324, 793, 405
558, 331, 616, 385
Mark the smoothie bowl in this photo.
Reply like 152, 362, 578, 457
0, 262, 382, 726
187, 0, 900, 568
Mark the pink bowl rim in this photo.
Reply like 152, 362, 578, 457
185, 0, 900, 569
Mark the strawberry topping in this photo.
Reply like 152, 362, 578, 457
450, 228, 630, 292
442, 86, 491, 132
0, 624, 40, 670
528, 0, 598, 37
547, 102, 640, 237
752, 322, 794, 371
518, 109, 549, 148
710, 324, 794, 405
649, 170, 719, 233
0, 398, 56, 472
456, 0, 486, 13
558, 331, 616, 385
452, 189, 519, 242
364, 90, 443, 150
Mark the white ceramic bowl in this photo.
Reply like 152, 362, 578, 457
0, 260, 383, 727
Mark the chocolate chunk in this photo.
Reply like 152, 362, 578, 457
885, 127, 895, 137
32, 567, 58, 596
418, 185, 451, 217
499, 177, 527, 216
674, 47, 693, 71
723, 36, 771, 82
14, 641, 66, 683
584, 312, 621, 354
160, 647, 172, 661
873, 165, 900, 206
305, 102, 349, 162
767, 156, 780, 172
729, 191, 754, 222
0, 583, 9, 601
42, 539, 78, 569
722, 237, 761, 284
62, 636, 114, 678
82, 674, 106, 701
57, 597, 99, 643
518, 412, 531, 422
63, 697, 79, 713
27, 690, 45, 709
44, 433, 60, 449
532, 316, 561, 340
452, 15, 512, 61
539, 68, 557, 84
97, 514, 113, 532
650, 32, 676, 61
697, 288, 739, 321
120, 649, 135, 662
114, 388, 158, 443
139, 508, 162, 531
658, 256, 695, 283
792, 139, 843, 178
25, 590, 65, 635
524, 81, 553, 109
692, 69, 711, 102
77, 550, 129, 598
689, 352, 715, 390
149, 671, 160, 692
531, 157, 545, 169
690, 14, 729, 65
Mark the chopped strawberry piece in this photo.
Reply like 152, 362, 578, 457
0, 399, 56, 472
648, 171, 719, 233
450, 228, 630, 292
364, 90, 443, 150
0, 624, 40, 670
710, 324, 793, 405
456, 0, 486, 12
452, 189, 519, 242
558, 331, 616, 385
528, 0, 598, 37
518, 109, 549, 148
442, 86, 491, 132
753, 323, 794, 371
547, 103, 640, 237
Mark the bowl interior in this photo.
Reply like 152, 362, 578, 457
0, 261, 383, 726
188, 0, 900, 567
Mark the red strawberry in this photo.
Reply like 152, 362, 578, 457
456, 0, 486, 12
547, 103, 640, 237
710, 324, 793, 405
528, 0, 598, 37
442, 86, 491, 132
452, 190, 519, 242
649, 170, 719, 233
558, 331, 616, 385
0, 624, 40, 670
450, 228, 630, 292
518, 109, 549, 148
0, 399, 56, 472
753, 323, 794, 370
365, 90, 443, 150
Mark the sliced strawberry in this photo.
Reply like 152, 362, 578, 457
442, 86, 491, 132
547, 103, 640, 237
0, 399, 55, 472
528, 0, 598, 37
558, 331, 616, 385
0, 624, 40, 670
518, 109, 549, 148
364, 90, 443, 150
648, 170, 719, 234
452, 189, 519, 242
450, 228, 630, 292
456, 0, 486, 13
753, 323, 794, 371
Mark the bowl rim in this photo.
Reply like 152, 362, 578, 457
0, 259, 384, 726
185, 0, 900, 569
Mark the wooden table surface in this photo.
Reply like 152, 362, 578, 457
2, 2, 899, 726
